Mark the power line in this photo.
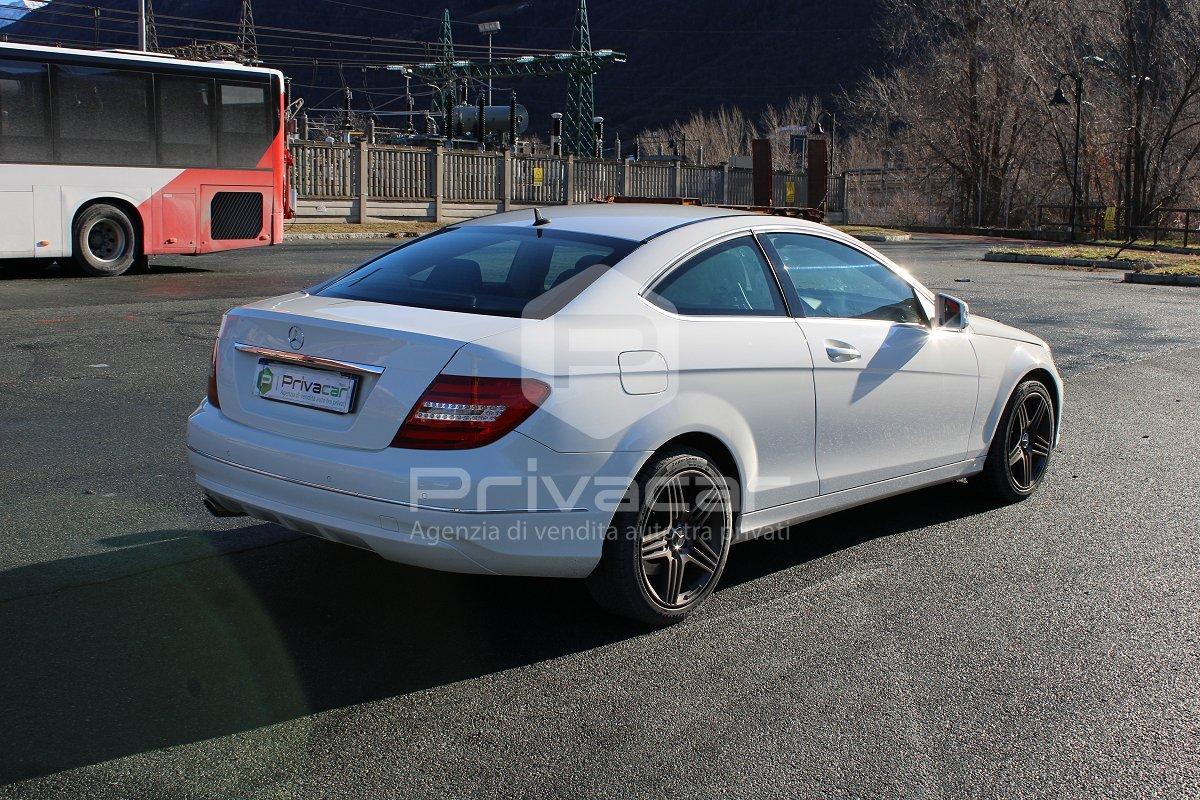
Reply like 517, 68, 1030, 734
0, 0, 559, 57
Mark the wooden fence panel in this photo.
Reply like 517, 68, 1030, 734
512, 156, 566, 204
368, 147, 434, 199
443, 152, 501, 201
682, 166, 724, 203
627, 163, 673, 197
292, 143, 356, 199
573, 159, 624, 202
291, 144, 806, 214
727, 168, 754, 205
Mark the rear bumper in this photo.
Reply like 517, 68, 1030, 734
187, 402, 647, 578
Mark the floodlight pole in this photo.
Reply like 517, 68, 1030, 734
478, 21, 501, 106
138, 0, 147, 50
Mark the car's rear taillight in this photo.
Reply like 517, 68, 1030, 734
206, 339, 221, 409
390, 374, 551, 449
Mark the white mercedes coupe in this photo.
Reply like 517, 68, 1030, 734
189, 204, 1062, 624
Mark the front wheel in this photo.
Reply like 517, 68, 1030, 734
974, 379, 1055, 503
70, 204, 139, 277
586, 448, 734, 625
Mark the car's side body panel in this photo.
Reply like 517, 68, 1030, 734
445, 312, 820, 514
967, 321, 1064, 456
795, 317, 980, 494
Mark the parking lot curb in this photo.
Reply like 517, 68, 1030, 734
1123, 271, 1200, 287
984, 251, 1151, 271
854, 233, 912, 243
284, 231, 421, 241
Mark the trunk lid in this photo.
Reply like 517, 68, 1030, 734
214, 293, 521, 450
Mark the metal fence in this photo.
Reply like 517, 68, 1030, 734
840, 168, 954, 227
1037, 204, 1200, 247
290, 142, 807, 212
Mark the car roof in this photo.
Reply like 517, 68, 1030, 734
457, 203, 763, 242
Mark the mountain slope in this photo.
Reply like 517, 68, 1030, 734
9, 0, 886, 137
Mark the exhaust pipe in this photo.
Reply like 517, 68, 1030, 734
203, 493, 247, 518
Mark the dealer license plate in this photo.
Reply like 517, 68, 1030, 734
254, 361, 357, 414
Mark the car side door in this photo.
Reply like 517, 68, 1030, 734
644, 234, 820, 512
758, 231, 978, 495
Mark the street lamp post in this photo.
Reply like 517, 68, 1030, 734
1051, 73, 1083, 240
1050, 56, 1104, 241
813, 111, 837, 174
813, 111, 837, 210
478, 21, 501, 106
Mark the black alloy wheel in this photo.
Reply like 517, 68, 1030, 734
975, 379, 1056, 503
587, 448, 734, 625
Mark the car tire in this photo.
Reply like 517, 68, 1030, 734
70, 204, 139, 277
974, 379, 1055, 504
586, 447, 734, 625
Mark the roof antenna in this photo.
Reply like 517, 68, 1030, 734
532, 207, 551, 226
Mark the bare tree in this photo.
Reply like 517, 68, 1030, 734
635, 105, 756, 165
849, 0, 1066, 227
1078, 0, 1200, 228
759, 95, 825, 171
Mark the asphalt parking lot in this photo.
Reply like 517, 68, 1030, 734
1, 234, 1198, 798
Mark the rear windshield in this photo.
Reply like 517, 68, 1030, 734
315, 226, 639, 318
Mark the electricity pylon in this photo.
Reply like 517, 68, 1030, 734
430, 9, 455, 117
403, 6, 623, 144
238, 0, 258, 63
564, 0, 595, 157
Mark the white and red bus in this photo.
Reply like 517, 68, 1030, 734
0, 42, 288, 276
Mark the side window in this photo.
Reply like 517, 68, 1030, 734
762, 233, 925, 324
53, 65, 154, 165
218, 82, 272, 168
158, 76, 214, 165
543, 241, 615, 290
0, 60, 51, 162
647, 236, 786, 317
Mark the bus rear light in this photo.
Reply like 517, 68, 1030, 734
390, 375, 550, 450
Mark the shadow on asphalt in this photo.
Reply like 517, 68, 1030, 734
0, 480, 993, 784
0, 261, 213, 281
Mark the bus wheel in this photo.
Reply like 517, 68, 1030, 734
71, 204, 138, 277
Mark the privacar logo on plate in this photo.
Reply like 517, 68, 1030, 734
256, 366, 274, 394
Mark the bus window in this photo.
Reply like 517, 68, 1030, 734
0, 60, 50, 162
53, 65, 155, 166
218, 82, 272, 168
158, 75, 215, 166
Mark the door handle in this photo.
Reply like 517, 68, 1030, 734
824, 340, 861, 363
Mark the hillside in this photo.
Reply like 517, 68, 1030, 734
8, 0, 887, 138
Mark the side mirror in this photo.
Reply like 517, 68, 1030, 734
936, 293, 970, 330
